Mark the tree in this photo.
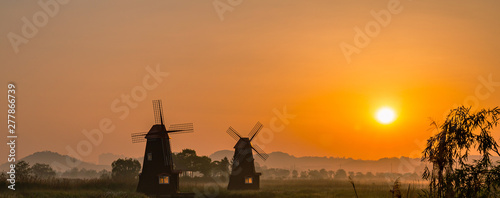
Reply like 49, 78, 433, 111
308, 169, 322, 179
62, 167, 79, 178
111, 158, 141, 181
300, 171, 308, 179
62, 168, 99, 179
422, 106, 500, 197
348, 171, 355, 179
265, 168, 290, 179
334, 169, 347, 180
219, 157, 230, 175
327, 170, 335, 179
292, 170, 298, 179
31, 163, 56, 179
174, 149, 215, 177
174, 149, 202, 177
173, 149, 197, 171
195, 156, 212, 177
211, 157, 230, 177
365, 172, 374, 179
319, 169, 328, 179
355, 172, 364, 179
99, 169, 111, 179
15, 161, 32, 181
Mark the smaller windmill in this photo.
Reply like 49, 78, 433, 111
226, 122, 269, 190
131, 100, 194, 196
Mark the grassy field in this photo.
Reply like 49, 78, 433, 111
182, 179, 427, 198
0, 179, 427, 198
0, 178, 146, 198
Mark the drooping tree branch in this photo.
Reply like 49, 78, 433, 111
422, 106, 500, 197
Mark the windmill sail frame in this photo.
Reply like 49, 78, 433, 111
227, 121, 268, 190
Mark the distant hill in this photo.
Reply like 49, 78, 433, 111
0, 151, 109, 172
5, 150, 499, 175
212, 151, 500, 174
258, 151, 427, 173
263, 152, 429, 173
210, 150, 427, 173
209, 150, 233, 161
98, 153, 128, 165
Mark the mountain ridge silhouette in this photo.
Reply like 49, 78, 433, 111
4, 150, 496, 174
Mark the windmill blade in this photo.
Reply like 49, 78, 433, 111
167, 130, 194, 134
251, 144, 269, 161
132, 138, 147, 143
248, 122, 263, 141
131, 132, 148, 143
152, 100, 165, 125
168, 123, 194, 133
226, 127, 242, 141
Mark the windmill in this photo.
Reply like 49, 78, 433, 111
226, 122, 269, 190
131, 100, 194, 196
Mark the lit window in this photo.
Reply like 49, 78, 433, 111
147, 153, 152, 161
245, 177, 253, 184
159, 176, 169, 184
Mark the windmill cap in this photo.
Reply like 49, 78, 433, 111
234, 138, 252, 149
145, 124, 170, 139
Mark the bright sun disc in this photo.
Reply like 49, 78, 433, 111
376, 107, 396, 124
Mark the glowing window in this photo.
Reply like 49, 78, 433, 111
245, 177, 253, 184
159, 176, 169, 184
147, 153, 152, 161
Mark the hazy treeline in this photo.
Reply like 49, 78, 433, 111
3, 149, 421, 182
173, 149, 230, 178
256, 165, 420, 182
0, 161, 112, 181
60, 168, 110, 179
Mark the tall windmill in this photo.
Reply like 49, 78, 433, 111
131, 100, 194, 196
226, 122, 269, 190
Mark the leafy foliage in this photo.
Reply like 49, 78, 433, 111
173, 149, 230, 177
32, 163, 56, 179
390, 178, 401, 198
111, 158, 141, 181
211, 157, 231, 177
61, 167, 102, 179
15, 161, 33, 181
422, 106, 500, 197
13, 161, 56, 181
334, 169, 347, 180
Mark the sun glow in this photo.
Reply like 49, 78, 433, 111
376, 107, 396, 124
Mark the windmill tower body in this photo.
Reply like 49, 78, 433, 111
132, 100, 193, 196
226, 122, 269, 190
136, 125, 180, 195
228, 138, 261, 190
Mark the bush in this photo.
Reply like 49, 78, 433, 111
111, 158, 141, 181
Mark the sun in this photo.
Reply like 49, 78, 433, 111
375, 107, 396, 124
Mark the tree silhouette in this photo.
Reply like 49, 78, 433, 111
219, 157, 230, 175
308, 169, 323, 179
111, 158, 141, 181
173, 149, 197, 174
195, 155, 212, 177
173, 149, 214, 177
15, 161, 32, 181
334, 169, 347, 180
292, 170, 298, 179
31, 163, 56, 179
211, 157, 230, 177
422, 106, 500, 197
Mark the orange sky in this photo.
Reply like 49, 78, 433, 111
1, 0, 500, 164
